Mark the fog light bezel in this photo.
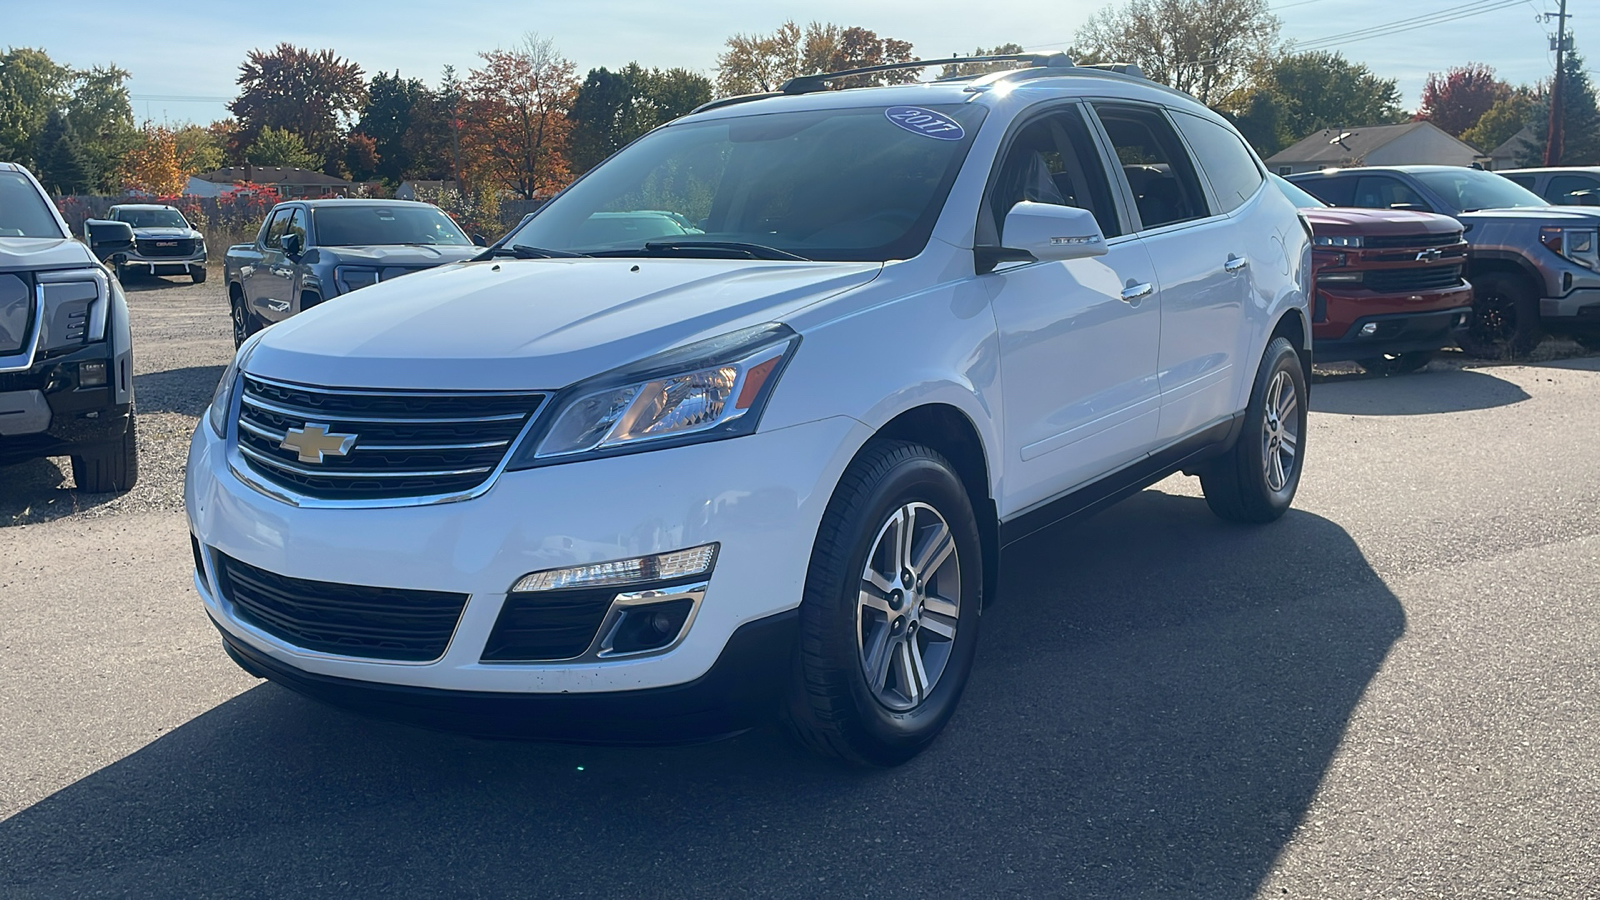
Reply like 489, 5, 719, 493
78, 359, 107, 387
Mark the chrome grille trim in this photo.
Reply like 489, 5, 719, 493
237, 417, 510, 452
238, 443, 495, 480
240, 392, 527, 424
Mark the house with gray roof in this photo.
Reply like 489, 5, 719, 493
1264, 122, 1483, 175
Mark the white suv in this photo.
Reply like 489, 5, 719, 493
186, 54, 1312, 766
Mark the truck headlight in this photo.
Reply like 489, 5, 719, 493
334, 266, 381, 293
1314, 235, 1363, 248
1540, 226, 1600, 271
507, 323, 799, 469
37, 268, 111, 350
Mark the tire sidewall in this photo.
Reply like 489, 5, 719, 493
1465, 273, 1541, 358
1244, 339, 1308, 516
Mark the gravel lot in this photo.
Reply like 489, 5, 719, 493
2, 276, 1598, 897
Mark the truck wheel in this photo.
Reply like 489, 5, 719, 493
190, 265, 207, 284
70, 414, 139, 493
1200, 337, 1306, 524
231, 295, 251, 349
1357, 351, 1435, 376
782, 440, 983, 767
1460, 272, 1541, 359
1572, 333, 1600, 353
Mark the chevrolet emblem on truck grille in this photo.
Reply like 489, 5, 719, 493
280, 423, 357, 464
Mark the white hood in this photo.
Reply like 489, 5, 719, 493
245, 257, 882, 390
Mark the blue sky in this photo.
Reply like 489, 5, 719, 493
4, 0, 1571, 125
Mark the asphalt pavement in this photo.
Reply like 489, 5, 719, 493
1, 277, 1596, 898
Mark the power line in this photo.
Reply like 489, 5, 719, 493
129, 94, 231, 103
1296, 0, 1529, 50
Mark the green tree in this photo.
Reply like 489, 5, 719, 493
65, 64, 136, 192
358, 71, 428, 183
569, 64, 713, 173
172, 123, 226, 175
246, 126, 321, 169
715, 21, 917, 96
1225, 51, 1403, 156
1459, 90, 1534, 154
230, 44, 366, 170
1076, 0, 1284, 104
1519, 45, 1600, 166
33, 109, 95, 194
0, 47, 73, 167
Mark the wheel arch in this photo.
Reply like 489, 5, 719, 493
1467, 252, 1544, 297
1271, 307, 1312, 386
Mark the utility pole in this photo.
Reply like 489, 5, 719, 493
1545, 0, 1571, 166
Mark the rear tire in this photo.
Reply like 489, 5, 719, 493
70, 414, 139, 493
782, 440, 983, 767
1200, 337, 1306, 524
1459, 272, 1542, 359
1357, 350, 1435, 376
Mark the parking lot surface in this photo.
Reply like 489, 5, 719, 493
2, 276, 1597, 897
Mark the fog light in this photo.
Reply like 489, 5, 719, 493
606, 599, 696, 655
511, 544, 719, 592
79, 360, 107, 386
1359, 322, 1379, 337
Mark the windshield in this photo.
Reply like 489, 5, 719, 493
0, 171, 67, 239
502, 103, 989, 262
1412, 168, 1548, 212
113, 207, 189, 228
1270, 173, 1326, 209
312, 205, 472, 247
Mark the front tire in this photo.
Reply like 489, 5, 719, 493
1200, 337, 1307, 523
1460, 272, 1542, 359
783, 441, 983, 767
231, 294, 251, 349
70, 414, 139, 493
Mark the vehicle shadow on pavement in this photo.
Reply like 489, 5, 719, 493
134, 365, 227, 417
116, 273, 199, 293
0, 492, 1403, 897
1311, 367, 1530, 416
0, 458, 116, 526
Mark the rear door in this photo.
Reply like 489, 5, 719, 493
1547, 173, 1600, 206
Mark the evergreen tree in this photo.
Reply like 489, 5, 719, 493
1519, 45, 1600, 166
33, 109, 96, 195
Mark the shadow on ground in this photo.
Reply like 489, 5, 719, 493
116, 272, 201, 293
0, 458, 118, 526
1311, 366, 1530, 416
0, 491, 1403, 897
134, 365, 226, 417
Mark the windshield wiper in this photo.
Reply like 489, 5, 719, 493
478, 244, 590, 260
637, 240, 810, 261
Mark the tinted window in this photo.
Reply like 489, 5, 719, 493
505, 104, 988, 262
1270, 174, 1326, 209
1410, 168, 1546, 212
112, 207, 188, 228
1352, 176, 1431, 211
1173, 112, 1263, 214
284, 208, 306, 246
1092, 105, 1209, 229
262, 209, 290, 248
1503, 174, 1537, 189
1548, 174, 1600, 206
0, 171, 66, 239
1290, 175, 1355, 207
312, 205, 471, 247
984, 107, 1121, 243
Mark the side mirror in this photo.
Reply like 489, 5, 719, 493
472, 233, 488, 247
978, 202, 1108, 273
281, 232, 303, 257
83, 219, 135, 260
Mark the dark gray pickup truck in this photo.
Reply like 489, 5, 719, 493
223, 199, 481, 348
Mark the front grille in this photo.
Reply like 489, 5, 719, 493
215, 552, 468, 661
136, 238, 196, 257
1364, 264, 1464, 293
1363, 232, 1461, 249
235, 375, 543, 501
482, 587, 621, 661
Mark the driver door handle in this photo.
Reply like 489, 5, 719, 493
1224, 256, 1249, 274
1119, 283, 1154, 304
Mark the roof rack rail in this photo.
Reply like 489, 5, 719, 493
690, 91, 783, 115
1075, 62, 1147, 79
780, 52, 1074, 95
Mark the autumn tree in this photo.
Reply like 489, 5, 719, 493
172, 123, 226, 175
1460, 90, 1534, 153
1076, 0, 1283, 105
1416, 63, 1510, 138
939, 44, 1028, 79
1225, 51, 1403, 156
344, 132, 380, 180
568, 64, 713, 173
715, 21, 917, 96
246, 126, 322, 169
460, 34, 579, 198
120, 124, 185, 197
230, 44, 366, 170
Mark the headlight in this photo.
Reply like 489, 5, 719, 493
507, 323, 799, 469
334, 266, 381, 293
36, 268, 110, 350
1313, 235, 1362, 248
207, 334, 261, 438
1540, 226, 1600, 271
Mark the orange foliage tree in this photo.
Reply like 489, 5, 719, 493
460, 34, 578, 199
120, 124, 185, 196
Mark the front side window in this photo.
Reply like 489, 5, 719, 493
262, 209, 290, 249
1092, 104, 1209, 230
1548, 174, 1600, 206
312, 205, 471, 247
283, 208, 307, 246
503, 103, 988, 262
1173, 112, 1264, 214
983, 106, 1121, 243
0, 171, 66, 239
1353, 176, 1431, 211
112, 207, 189, 229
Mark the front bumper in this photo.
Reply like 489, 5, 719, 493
1312, 279, 1473, 361
115, 249, 206, 273
186, 413, 867, 703
1540, 286, 1600, 331
0, 346, 130, 464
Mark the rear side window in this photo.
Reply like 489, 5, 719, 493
1503, 174, 1536, 190
1548, 174, 1600, 206
1092, 104, 1209, 229
1173, 112, 1263, 214
1352, 176, 1431, 211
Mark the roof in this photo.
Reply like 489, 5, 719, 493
292, 198, 439, 209
1497, 165, 1600, 175
197, 166, 355, 187
1289, 164, 1474, 178
1489, 127, 1537, 160
1265, 122, 1454, 165
110, 203, 177, 210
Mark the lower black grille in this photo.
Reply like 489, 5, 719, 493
1365, 265, 1464, 293
1363, 232, 1461, 249
482, 588, 617, 661
136, 238, 197, 257
216, 553, 468, 661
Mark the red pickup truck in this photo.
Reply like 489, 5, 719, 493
1272, 175, 1472, 374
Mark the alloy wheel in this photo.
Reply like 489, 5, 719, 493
856, 501, 961, 712
1261, 370, 1300, 492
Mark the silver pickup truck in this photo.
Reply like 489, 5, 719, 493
223, 199, 482, 348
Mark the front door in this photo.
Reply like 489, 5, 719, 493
984, 105, 1163, 518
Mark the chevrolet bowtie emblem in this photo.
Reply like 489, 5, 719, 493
280, 423, 357, 464
1416, 248, 1444, 262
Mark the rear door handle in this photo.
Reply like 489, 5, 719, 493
1119, 283, 1154, 304
1224, 256, 1249, 274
